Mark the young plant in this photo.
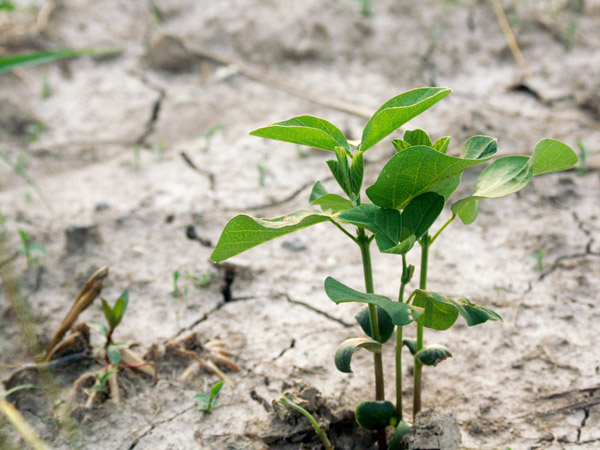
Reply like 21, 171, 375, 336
211, 88, 577, 448
193, 380, 224, 413
17, 229, 47, 266
275, 394, 334, 450
90, 370, 117, 394
171, 270, 188, 298
576, 139, 589, 176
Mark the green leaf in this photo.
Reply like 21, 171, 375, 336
107, 345, 121, 365
338, 204, 401, 248
324, 277, 422, 326
400, 192, 445, 241
310, 194, 353, 213
460, 136, 498, 159
101, 299, 117, 330
327, 146, 353, 196
249, 115, 350, 152
366, 144, 495, 210
355, 401, 397, 431
413, 290, 502, 330
392, 139, 412, 152
210, 380, 225, 400
350, 150, 364, 194
88, 320, 109, 337
210, 210, 334, 262
193, 393, 210, 410
428, 174, 461, 199
334, 337, 382, 373
433, 136, 451, 153
402, 338, 418, 356
389, 420, 411, 450
457, 200, 479, 225
355, 306, 395, 344
360, 87, 451, 151
308, 181, 328, 203
375, 234, 416, 255
412, 290, 459, 331
0, 384, 44, 400
112, 290, 129, 327
415, 344, 452, 366
404, 129, 432, 147
530, 139, 578, 176
0, 49, 119, 74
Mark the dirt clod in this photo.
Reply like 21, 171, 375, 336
403, 409, 461, 450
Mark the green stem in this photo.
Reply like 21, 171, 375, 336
279, 397, 334, 450
357, 228, 386, 450
430, 213, 456, 245
395, 255, 409, 420
330, 220, 359, 244
413, 234, 430, 420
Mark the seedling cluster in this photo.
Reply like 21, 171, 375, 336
211, 87, 577, 448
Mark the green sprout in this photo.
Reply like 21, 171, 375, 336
89, 291, 129, 366
171, 270, 188, 298
41, 75, 53, 99
185, 271, 212, 288
576, 139, 589, 176
198, 124, 225, 152
210, 88, 577, 449
257, 163, 267, 187
352, 0, 372, 17
25, 122, 47, 143
193, 380, 224, 413
90, 370, 118, 393
530, 247, 546, 272
17, 229, 47, 266
276, 395, 334, 450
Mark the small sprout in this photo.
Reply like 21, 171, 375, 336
17, 229, 47, 266
257, 163, 266, 187
415, 344, 452, 367
198, 124, 224, 152
530, 247, 546, 272
25, 122, 47, 143
185, 271, 212, 288
276, 394, 334, 450
171, 270, 188, 298
133, 145, 142, 171
151, 141, 166, 161
576, 139, 589, 176
91, 370, 117, 393
193, 380, 224, 413
41, 75, 53, 99
352, 0, 372, 17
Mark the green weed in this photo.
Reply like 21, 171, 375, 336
193, 381, 224, 413
17, 229, 46, 266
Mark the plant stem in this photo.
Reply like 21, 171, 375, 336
357, 228, 386, 450
413, 234, 430, 420
430, 213, 455, 245
279, 397, 334, 450
395, 255, 409, 420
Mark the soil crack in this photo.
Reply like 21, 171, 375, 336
130, 71, 166, 146
279, 293, 353, 328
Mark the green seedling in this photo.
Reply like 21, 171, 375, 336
0, 384, 44, 400
41, 75, 53, 99
25, 122, 47, 143
17, 229, 47, 266
90, 370, 117, 393
89, 290, 129, 366
211, 87, 576, 448
276, 394, 334, 450
352, 0, 372, 17
0, 151, 52, 211
185, 271, 212, 288
198, 124, 224, 152
257, 163, 267, 187
576, 139, 589, 176
171, 270, 188, 298
530, 247, 546, 272
193, 380, 224, 413
0, 48, 120, 74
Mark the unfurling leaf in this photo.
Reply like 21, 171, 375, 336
402, 338, 418, 356
112, 290, 129, 327
415, 344, 452, 366
101, 299, 116, 330
334, 337, 382, 373
250, 115, 350, 152
432, 136, 450, 153
355, 306, 394, 344
106, 345, 121, 365
403, 129, 432, 147
325, 277, 422, 326
355, 400, 397, 430
388, 420, 411, 449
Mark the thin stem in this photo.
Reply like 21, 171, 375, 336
357, 228, 387, 450
430, 213, 456, 245
395, 255, 409, 420
413, 234, 430, 420
279, 397, 334, 450
330, 220, 359, 244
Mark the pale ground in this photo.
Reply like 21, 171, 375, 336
0, 0, 599, 449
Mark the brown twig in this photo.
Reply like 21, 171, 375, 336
490, 0, 532, 78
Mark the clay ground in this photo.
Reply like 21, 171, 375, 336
1, 0, 600, 449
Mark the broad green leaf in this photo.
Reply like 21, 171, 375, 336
308, 181, 328, 203
338, 204, 401, 248
334, 337, 382, 373
112, 290, 129, 327
415, 344, 452, 366
402, 338, 418, 356
366, 144, 495, 210
350, 150, 364, 194
400, 192, 445, 241
107, 345, 121, 365
355, 305, 394, 344
360, 88, 451, 152
0, 49, 119, 74
412, 290, 459, 330
101, 299, 117, 330
460, 136, 498, 159
210, 380, 225, 399
413, 289, 502, 329
531, 139, 578, 175
325, 277, 422, 326
310, 193, 353, 213
376, 234, 416, 255
389, 420, 411, 450
193, 393, 210, 410
392, 139, 411, 152
249, 115, 350, 152
457, 199, 479, 225
433, 136, 450, 153
211, 210, 333, 262
355, 401, 397, 430
428, 174, 461, 199
404, 129, 432, 147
